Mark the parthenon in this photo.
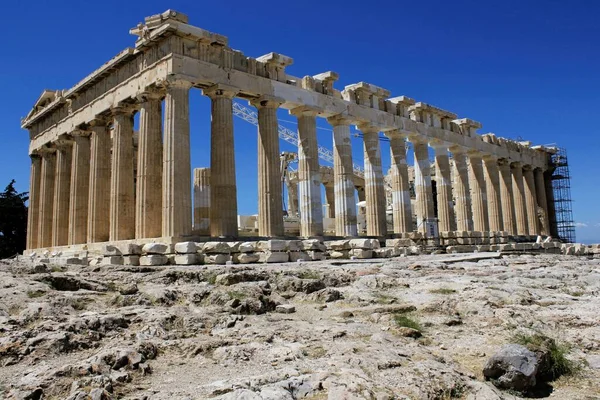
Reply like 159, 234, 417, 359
22, 10, 562, 263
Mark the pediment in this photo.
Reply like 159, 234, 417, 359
25, 90, 59, 120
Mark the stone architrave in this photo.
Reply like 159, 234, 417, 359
26, 155, 41, 249
327, 115, 358, 237
523, 165, 539, 235
110, 107, 135, 241
163, 81, 193, 238
451, 147, 473, 232
38, 148, 56, 248
386, 130, 412, 234
87, 121, 111, 243
136, 90, 163, 239
431, 141, 455, 232
468, 150, 489, 233
534, 168, 550, 236
410, 137, 435, 235
52, 139, 72, 247
483, 155, 503, 232
498, 159, 516, 235
360, 124, 387, 237
251, 96, 284, 237
205, 85, 239, 238
291, 106, 323, 237
68, 131, 91, 245
511, 162, 529, 235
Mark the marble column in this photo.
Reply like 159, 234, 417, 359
87, 122, 111, 243
328, 115, 357, 237
534, 168, 550, 236
467, 151, 489, 232
286, 180, 299, 216
136, 91, 163, 239
292, 106, 323, 237
361, 124, 387, 236
52, 139, 72, 247
323, 184, 335, 218
206, 86, 238, 238
251, 96, 284, 237
498, 159, 516, 235
431, 141, 454, 232
68, 132, 90, 245
483, 155, 503, 232
511, 162, 528, 235
193, 168, 210, 235
523, 165, 539, 235
163, 81, 193, 238
26, 155, 41, 249
110, 107, 135, 241
451, 147, 473, 232
411, 137, 435, 235
387, 131, 412, 234
38, 149, 56, 248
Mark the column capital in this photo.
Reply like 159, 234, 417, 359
383, 129, 407, 139
54, 135, 74, 149
510, 161, 523, 169
137, 88, 164, 103
158, 77, 193, 90
30, 153, 41, 160
522, 164, 533, 171
449, 145, 467, 155
38, 145, 56, 156
71, 129, 91, 138
327, 114, 353, 126
357, 123, 379, 134
111, 104, 136, 116
467, 149, 484, 158
203, 84, 238, 99
482, 154, 498, 163
89, 116, 110, 128
429, 139, 449, 151
290, 105, 320, 117
497, 157, 510, 167
407, 133, 427, 144
250, 95, 284, 109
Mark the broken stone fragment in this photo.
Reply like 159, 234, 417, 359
141, 243, 170, 255
174, 241, 198, 254
275, 304, 296, 314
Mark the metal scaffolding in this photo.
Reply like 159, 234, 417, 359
549, 147, 576, 243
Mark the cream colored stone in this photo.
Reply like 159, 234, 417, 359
68, 133, 90, 245
87, 123, 111, 243
140, 255, 168, 266
52, 140, 72, 247
26, 155, 41, 250
386, 131, 412, 234
193, 168, 210, 235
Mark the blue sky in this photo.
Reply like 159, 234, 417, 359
2, 0, 599, 242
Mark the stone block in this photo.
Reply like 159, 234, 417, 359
440, 231, 455, 239
349, 248, 373, 259
142, 243, 171, 255
407, 232, 423, 240
325, 240, 350, 250
102, 255, 123, 265
232, 253, 260, 264
175, 241, 198, 254
349, 239, 380, 249
307, 251, 326, 261
385, 238, 413, 248
202, 242, 232, 254
477, 245, 490, 252
259, 251, 289, 263
103, 243, 142, 256
373, 248, 396, 258
140, 255, 168, 266
289, 251, 310, 262
123, 255, 140, 266
275, 304, 296, 314
286, 240, 302, 251
174, 254, 198, 265
407, 246, 422, 255
300, 239, 326, 251
238, 242, 256, 253
228, 242, 241, 253
256, 240, 287, 252
204, 254, 231, 264
328, 250, 349, 259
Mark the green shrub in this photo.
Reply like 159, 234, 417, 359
393, 314, 422, 331
512, 332, 577, 380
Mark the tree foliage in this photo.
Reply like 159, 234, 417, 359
0, 180, 28, 258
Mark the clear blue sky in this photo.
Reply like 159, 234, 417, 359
3, 0, 599, 242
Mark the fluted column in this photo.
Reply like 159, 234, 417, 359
523, 165, 539, 235
483, 155, 503, 232
386, 131, 412, 234
193, 168, 210, 235
26, 155, 42, 249
287, 180, 299, 216
511, 162, 528, 235
328, 115, 357, 237
361, 124, 387, 236
136, 91, 163, 239
451, 147, 473, 232
205, 85, 238, 238
68, 132, 90, 245
163, 81, 193, 238
38, 148, 56, 248
498, 159, 516, 235
431, 141, 454, 232
411, 137, 435, 235
88, 121, 111, 243
291, 106, 323, 237
323, 184, 335, 218
468, 151, 489, 232
534, 168, 550, 236
251, 96, 284, 237
110, 107, 135, 241
52, 139, 72, 247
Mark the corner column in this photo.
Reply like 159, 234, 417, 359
534, 168, 550, 236
87, 121, 111, 243
411, 137, 435, 235
291, 106, 323, 237
386, 130, 412, 234
26, 155, 42, 250
110, 107, 135, 241
498, 159, 516, 235
483, 155, 503, 232
360, 124, 387, 237
451, 147, 473, 232
136, 91, 163, 239
328, 115, 357, 237
68, 132, 90, 245
523, 165, 539, 235
511, 162, 529, 235
251, 96, 284, 237
468, 151, 489, 232
38, 148, 56, 248
431, 141, 455, 232
163, 81, 193, 238
52, 139, 72, 247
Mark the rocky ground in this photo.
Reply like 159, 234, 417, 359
0, 253, 599, 400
